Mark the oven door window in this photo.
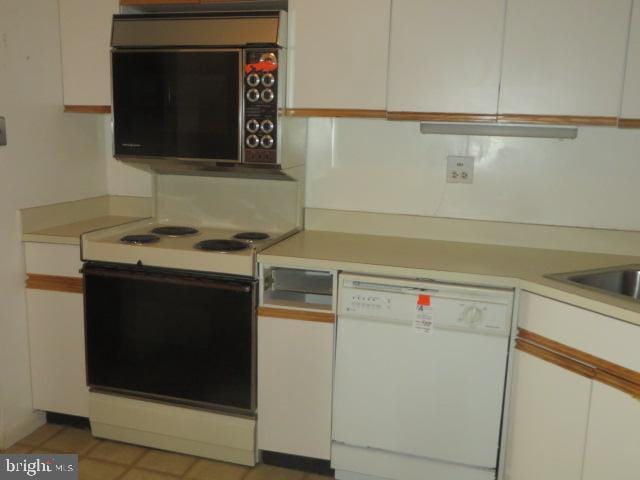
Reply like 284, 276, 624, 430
84, 264, 256, 412
112, 50, 241, 161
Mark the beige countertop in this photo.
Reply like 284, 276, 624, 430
20, 195, 152, 246
23, 216, 144, 245
259, 230, 640, 326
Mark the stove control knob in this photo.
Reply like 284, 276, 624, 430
246, 88, 260, 103
260, 135, 274, 149
261, 88, 275, 103
246, 119, 260, 133
246, 134, 260, 148
246, 73, 260, 87
462, 306, 482, 327
260, 119, 274, 134
262, 73, 275, 88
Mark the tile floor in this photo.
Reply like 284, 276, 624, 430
1, 424, 333, 480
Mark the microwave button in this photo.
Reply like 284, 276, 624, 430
246, 119, 260, 133
261, 89, 275, 103
246, 73, 261, 87
246, 88, 260, 103
246, 135, 260, 148
261, 73, 275, 88
260, 119, 274, 134
260, 135, 274, 149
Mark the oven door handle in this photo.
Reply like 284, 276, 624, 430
81, 266, 253, 293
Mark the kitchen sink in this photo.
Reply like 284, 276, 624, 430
546, 265, 640, 301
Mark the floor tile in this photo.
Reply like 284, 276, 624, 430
42, 428, 100, 454
184, 458, 249, 480
19, 424, 64, 447
121, 469, 180, 480
135, 450, 196, 477
87, 440, 147, 466
244, 464, 306, 480
78, 458, 127, 480
3, 444, 33, 453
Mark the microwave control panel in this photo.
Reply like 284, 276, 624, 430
243, 49, 279, 165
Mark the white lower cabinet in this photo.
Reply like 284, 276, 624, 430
24, 242, 88, 417
505, 351, 592, 480
27, 289, 89, 417
507, 292, 640, 480
257, 315, 334, 460
582, 382, 640, 480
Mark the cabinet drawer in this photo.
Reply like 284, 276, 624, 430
24, 243, 82, 277
518, 291, 640, 372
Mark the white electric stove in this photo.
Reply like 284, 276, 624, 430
81, 218, 298, 277
81, 173, 304, 466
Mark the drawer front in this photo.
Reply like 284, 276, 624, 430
518, 291, 640, 372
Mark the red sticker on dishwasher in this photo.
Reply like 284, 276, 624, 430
417, 294, 431, 306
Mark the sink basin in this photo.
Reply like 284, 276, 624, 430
546, 265, 640, 301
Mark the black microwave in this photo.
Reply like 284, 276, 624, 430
111, 13, 285, 168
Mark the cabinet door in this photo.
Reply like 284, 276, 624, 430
505, 351, 591, 480
25, 243, 88, 417
582, 382, 640, 480
257, 315, 334, 459
27, 289, 89, 417
499, 0, 631, 118
387, 0, 505, 115
621, 0, 640, 122
58, 0, 119, 108
287, 0, 391, 111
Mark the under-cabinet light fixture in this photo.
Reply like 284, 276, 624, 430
419, 122, 578, 139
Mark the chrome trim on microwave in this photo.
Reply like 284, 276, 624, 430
111, 12, 283, 48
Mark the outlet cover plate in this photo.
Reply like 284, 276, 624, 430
447, 155, 474, 184
0, 117, 6, 146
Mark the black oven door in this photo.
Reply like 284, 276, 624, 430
83, 262, 256, 414
112, 49, 242, 162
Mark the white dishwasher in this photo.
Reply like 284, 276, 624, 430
332, 274, 514, 480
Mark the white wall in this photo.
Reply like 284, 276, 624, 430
306, 118, 640, 231
0, 0, 108, 446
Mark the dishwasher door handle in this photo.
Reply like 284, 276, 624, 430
340, 313, 415, 327
348, 280, 439, 295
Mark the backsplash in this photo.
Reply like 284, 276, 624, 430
305, 118, 640, 231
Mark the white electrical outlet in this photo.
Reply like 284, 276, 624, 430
446, 155, 474, 184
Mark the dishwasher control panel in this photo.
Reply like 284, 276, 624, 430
340, 277, 513, 336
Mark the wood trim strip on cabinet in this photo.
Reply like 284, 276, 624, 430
258, 306, 335, 324
518, 329, 640, 386
386, 111, 498, 122
497, 114, 617, 126
120, 0, 198, 5
515, 339, 596, 379
283, 108, 387, 119
64, 105, 111, 114
283, 108, 633, 128
618, 118, 640, 129
26, 274, 84, 294
595, 371, 640, 399
517, 328, 640, 397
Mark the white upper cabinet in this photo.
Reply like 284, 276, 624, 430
387, 0, 506, 115
287, 0, 391, 111
621, 0, 640, 120
58, 0, 119, 107
499, 0, 632, 118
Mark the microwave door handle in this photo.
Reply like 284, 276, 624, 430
82, 266, 252, 293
